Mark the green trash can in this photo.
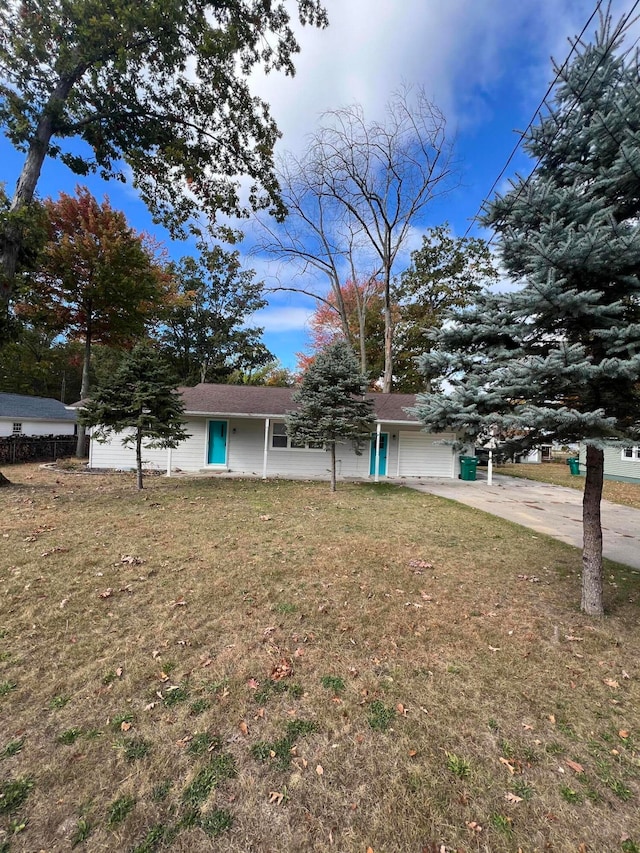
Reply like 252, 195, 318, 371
567, 457, 580, 475
459, 456, 478, 481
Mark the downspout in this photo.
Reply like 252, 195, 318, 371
262, 417, 270, 480
374, 422, 382, 483
166, 446, 172, 477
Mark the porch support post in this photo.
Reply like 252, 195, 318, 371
374, 422, 382, 484
166, 446, 172, 477
262, 417, 270, 480
88, 429, 93, 470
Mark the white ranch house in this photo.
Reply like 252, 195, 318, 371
87, 383, 462, 481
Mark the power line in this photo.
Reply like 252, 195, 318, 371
463, 0, 610, 239
482, 0, 640, 245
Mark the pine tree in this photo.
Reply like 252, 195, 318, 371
410, 13, 640, 616
287, 340, 374, 491
79, 343, 189, 490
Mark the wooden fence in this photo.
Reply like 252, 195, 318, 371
0, 435, 80, 465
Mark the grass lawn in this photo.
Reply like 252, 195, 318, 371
498, 462, 640, 510
1, 464, 639, 853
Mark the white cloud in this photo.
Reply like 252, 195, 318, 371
249, 306, 315, 333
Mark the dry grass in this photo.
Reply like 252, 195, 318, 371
499, 462, 640, 510
0, 463, 639, 853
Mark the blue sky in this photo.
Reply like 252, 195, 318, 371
2, 0, 637, 370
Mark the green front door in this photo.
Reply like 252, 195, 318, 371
207, 420, 227, 465
369, 433, 388, 476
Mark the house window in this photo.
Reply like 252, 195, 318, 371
12, 423, 22, 434
622, 446, 640, 461
271, 422, 324, 451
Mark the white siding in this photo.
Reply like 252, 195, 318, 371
397, 431, 455, 478
0, 418, 75, 437
90, 416, 457, 480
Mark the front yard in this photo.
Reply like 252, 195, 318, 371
1, 464, 638, 852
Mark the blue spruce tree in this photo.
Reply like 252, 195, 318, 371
411, 13, 640, 615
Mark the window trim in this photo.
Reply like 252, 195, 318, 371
270, 421, 325, 452
12, 422, 22, 434
621, 446, 640, 461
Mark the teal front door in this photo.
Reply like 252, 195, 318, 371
369, 433, 388, 476
207, 420, 227, 465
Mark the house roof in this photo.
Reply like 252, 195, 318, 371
0, 392, 77, 422
180, 383, 420, 423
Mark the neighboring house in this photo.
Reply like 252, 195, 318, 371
578, 444, 640, 483
0, 392, 77, 437
515, 445, 553, 463
85, 383, 461, 480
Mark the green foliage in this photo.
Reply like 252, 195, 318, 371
559, 785, 583, 805
71, 817, 91, 847
251, 720, 317, 770
186, 734, 221, 757
1, 739, 24, 760
254, 680, 303, 703
367, 700, 395, 732
0, 681, 16, 697
110, 713, 135, 731
393, 224, 496, 392
162, 684, 189, 707
106, 794, 136, 827
320, 675, 345, 693
57, 728, 83, 745
121, 738, 152, 763
287, 340, 375, 490
189, 699, 209, 717
0, 0, 328, 240
445, 752, 470, 779
200, 808, 234, 837
0, 777, 33, 814
48, 694, 70, 710
79, 342, 189, 489
160, 247, 272, 385
181, 754, 237, 807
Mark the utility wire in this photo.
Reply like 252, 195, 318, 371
463, 0, 608, 239
482, 0, 640, 245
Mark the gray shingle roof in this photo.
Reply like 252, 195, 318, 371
0, 392, 77, 422
180, 383, 420, 423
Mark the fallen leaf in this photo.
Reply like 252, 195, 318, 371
247, 678, 260, 690
522, 723, 534, 731
268, 790, 284, 805
408, 749, 417, 757
158, 671, 169, 682
120, 721, 132, 732
316, 764, 324, 775
505, 792, 523, 803
618, 730, 630, 739
254, 708, 265, 719
603, 679, 619, 689
271, 658, 293, 680
121, 554, 144, 565
408, 559, 433, 569
548, 714, 556, 724
488, 645, 500, 652
144, 702, 156, 711
366, 847, 374, 853
239, 721, 249, 736
115, 667, 123, 678
622, 670, 630, 680
170, 596, 187, 607
396, 703, 408, 716
294, 647, 305, 658
259, 515, 272, 521
98, 588, 113, 599
499, 757, 515, 774
152, 650, 160, 659
565, 635, 583, 642
565, 759, 584, 774
59, 598, 69, 609
467, 821, 483, 833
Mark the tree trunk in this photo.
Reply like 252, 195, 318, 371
381, 238, 393, 393
0, 471, 11, 487
1, 72, 82, 306
582, 445, 604, 616
330, 443, 336, 492
136, 428, 144, 491
76, 324, 92, 458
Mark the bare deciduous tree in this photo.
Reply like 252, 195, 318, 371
255, 85, 456, 391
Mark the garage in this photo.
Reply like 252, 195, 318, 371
397, 431, 455, 478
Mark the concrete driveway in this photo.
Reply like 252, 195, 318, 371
394, 472, 640, 570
